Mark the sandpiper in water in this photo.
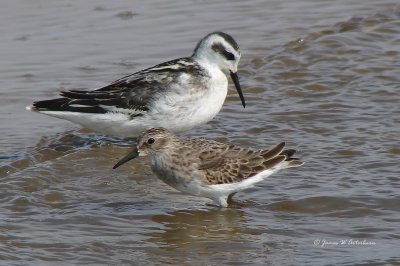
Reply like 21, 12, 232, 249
28, 32, 245, 137
113, 128, 304, 207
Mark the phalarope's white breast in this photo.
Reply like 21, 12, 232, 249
113, 128, 304, 207
28, 32, 245, 137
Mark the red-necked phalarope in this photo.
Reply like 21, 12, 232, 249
28, 32, 245, 137
113, 128, 304, 207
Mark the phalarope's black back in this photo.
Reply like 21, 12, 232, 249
28, 32, 245, 137
113, 128, 304, 207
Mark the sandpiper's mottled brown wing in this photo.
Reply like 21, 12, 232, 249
196, 142, 296, 185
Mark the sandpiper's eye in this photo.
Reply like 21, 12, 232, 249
147, 138, 155, 145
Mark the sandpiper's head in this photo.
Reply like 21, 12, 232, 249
113, 128, 175, 169
193, 32, 245, 108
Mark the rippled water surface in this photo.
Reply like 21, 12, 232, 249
1, 0, 399, 264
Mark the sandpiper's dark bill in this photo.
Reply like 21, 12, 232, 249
113, 146, 139, 169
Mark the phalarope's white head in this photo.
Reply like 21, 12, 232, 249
192, 32, 244, 106
113, 128, 304, 207
28, 32, 245, 137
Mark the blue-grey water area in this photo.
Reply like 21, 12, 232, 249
1, 0, 399, 265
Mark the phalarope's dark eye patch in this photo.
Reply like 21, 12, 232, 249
212, 42, 236, 61
224, 51, 235, 61
147, 138, 155, 144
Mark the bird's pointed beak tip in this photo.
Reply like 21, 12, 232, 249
113, 147, 139, 169
230, 71, 246, 108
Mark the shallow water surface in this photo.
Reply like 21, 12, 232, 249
1, 0, 399, 264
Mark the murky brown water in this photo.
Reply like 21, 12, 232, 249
1, 0, 399, 264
